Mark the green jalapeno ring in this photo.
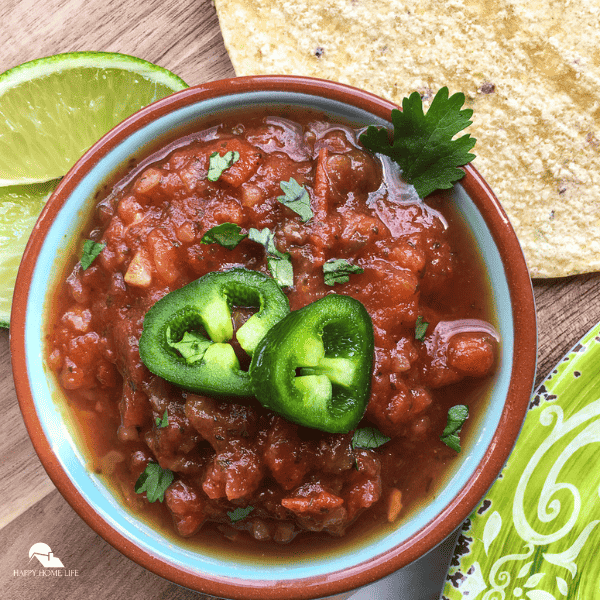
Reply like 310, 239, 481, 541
139, 268, 290, 397
249, 294, 375, 433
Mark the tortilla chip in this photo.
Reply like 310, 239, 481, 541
215, 0, 600, 278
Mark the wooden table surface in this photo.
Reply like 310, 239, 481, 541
1, 1, 599, 599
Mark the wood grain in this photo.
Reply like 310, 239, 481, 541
1, 0, 600, 599
0, 0, 236, 84
0, 489, 206, 600
534, 272, 600, 385
0, 328, 55, 528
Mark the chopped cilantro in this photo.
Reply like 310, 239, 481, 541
323, 259, 364, 286
277, 178, 313, 222
155, 410, 169, 428
201, 222, 247, 249
359, 87, 476, 198
80, 239, 106, 270
248, 227, 279, 256
207, 150, 240, 182
134, 462, 174, 503
167, 328, 212, 364
267, 255, 294, 288
351, 427, 391, 450
248, 227, 294, 287
227, 506, 254, 523
440, 405, 469, 452
415, 315, 429, 341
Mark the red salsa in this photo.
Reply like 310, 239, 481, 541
47, 110, 498, 546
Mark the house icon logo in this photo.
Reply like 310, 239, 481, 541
13, 543, 78, 577
28, 543, 65, 568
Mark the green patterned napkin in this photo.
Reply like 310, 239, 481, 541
443, 322, 600, 600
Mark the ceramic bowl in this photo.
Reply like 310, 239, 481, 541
11, 75, 537, 600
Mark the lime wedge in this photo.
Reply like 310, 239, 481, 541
0, 51, 188, 326
0, 51, 188, 186
0, 180, 59, 327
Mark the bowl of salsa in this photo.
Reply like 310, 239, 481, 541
11, 75, 537, 599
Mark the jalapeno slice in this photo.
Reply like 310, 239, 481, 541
139, 268, 290, 397
249, 294, 375, 433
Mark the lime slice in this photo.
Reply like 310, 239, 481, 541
0, 51, 188, 186
0, 51, 188, 326
0, 180, 59, 327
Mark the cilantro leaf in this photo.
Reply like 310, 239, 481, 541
207, 150, 240, 182
248, 227, 294, 287
201, 222, 247, 249
167, 328, 212, 364
267, 255, 294, 288
247, 227, 279, 255
227, 506, 254, 523
323, 259, 364, 286
155, 410, 169, 428
415, 315, 429, 341
80, 240, 106, 270
134, 462, 174, 503
359, 87, 476, 198
277, 178, 313, 222
351, 427, 391, 450
440, 404, 469, 452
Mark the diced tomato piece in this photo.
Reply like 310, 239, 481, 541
164, 480, 206, 537
448, 333, 496, 377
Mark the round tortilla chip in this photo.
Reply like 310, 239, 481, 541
215, 0, 600, 278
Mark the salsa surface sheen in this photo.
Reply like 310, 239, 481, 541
47, 109, 498, 548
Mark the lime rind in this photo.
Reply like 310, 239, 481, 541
0, 51, 189, 186
0, 52, 188, 92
